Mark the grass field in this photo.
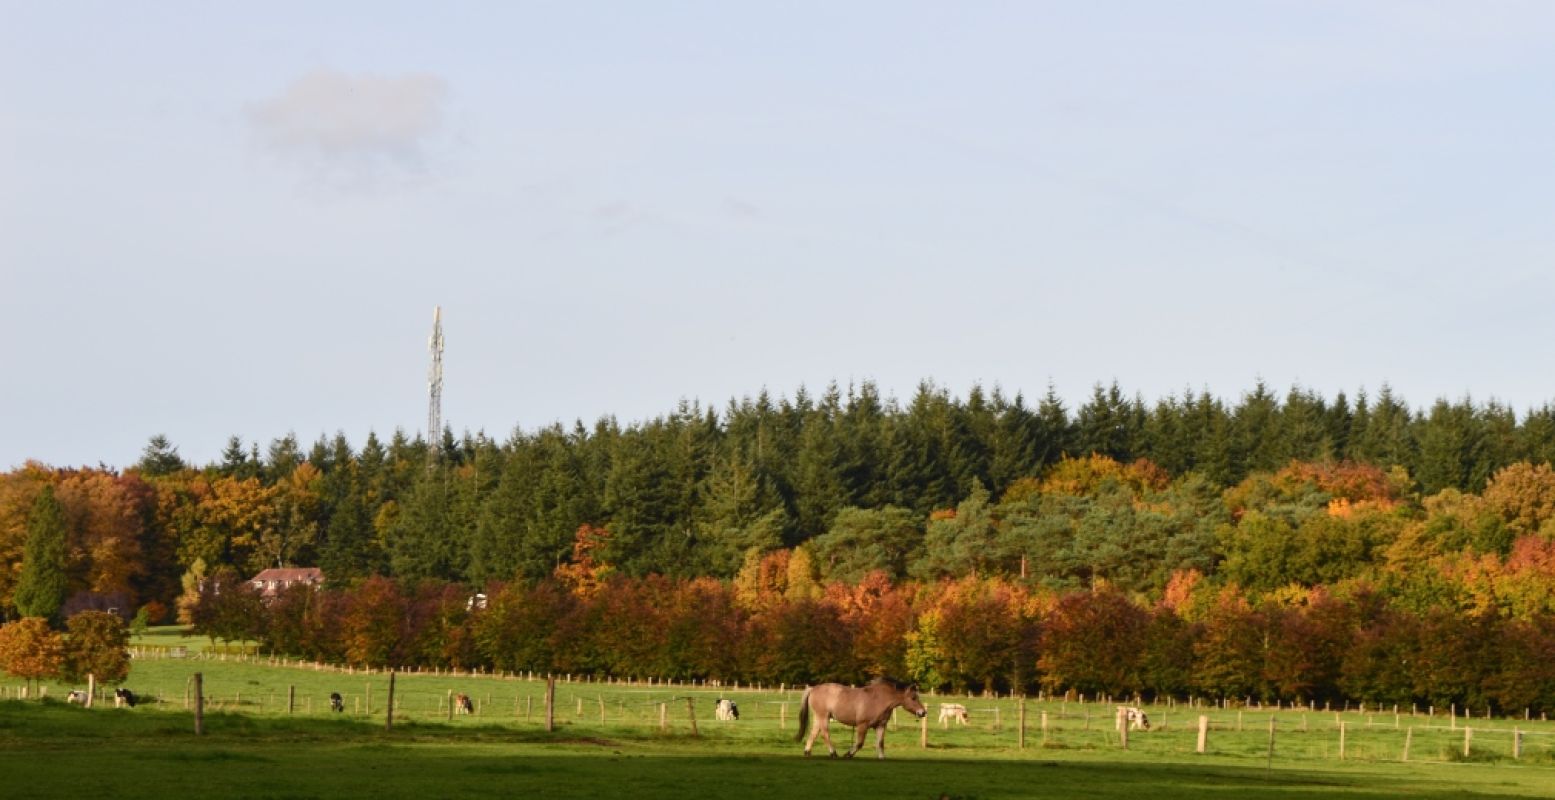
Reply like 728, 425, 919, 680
4, 630, 1555, 798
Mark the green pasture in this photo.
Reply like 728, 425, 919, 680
5, 640, 1555, 798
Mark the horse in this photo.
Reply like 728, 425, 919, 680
329, 692, 344, 712
715, 699, 739, 721
938, 703, 969, 725
114, 688, 137, 708
795, 678, 927, 759
454, 693, 474, 715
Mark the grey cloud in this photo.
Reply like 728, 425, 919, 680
249, 70, 448, 187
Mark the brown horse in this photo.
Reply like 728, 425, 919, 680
796, 678, 927, 759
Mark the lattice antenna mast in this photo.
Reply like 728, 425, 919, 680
427, 306, 444, 466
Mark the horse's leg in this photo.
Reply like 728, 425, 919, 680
844, 723, 868, 758
804, 715, 820, 757
875, 725, 887, 760
819, 717, 838, 757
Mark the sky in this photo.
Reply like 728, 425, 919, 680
3, 2, 1555, 470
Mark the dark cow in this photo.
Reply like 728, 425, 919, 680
715, 698, 739, 721
114, 688, 137, 708
330, 692, 344, 712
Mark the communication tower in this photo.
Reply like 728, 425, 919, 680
427, 306, 444, 465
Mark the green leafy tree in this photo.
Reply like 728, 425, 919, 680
14, 486, 68, 621
62, 610, 130, 683
810, 506, 921, 582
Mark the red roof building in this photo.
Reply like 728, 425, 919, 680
248, 567, 324, 597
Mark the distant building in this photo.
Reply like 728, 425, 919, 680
248, 567, 324, 598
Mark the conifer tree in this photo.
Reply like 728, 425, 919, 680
15, 486, 68, 621
136, 434, 186, 477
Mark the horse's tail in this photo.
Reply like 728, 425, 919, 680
794, 687, 811, 743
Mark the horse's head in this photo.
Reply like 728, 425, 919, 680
902, 684, 928, 719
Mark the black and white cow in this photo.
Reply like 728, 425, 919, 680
114, 688, 137, 708
66, 690, 89, 705
1115, 705, 1149, 731
454, 693, 474, 715
330, 692, 344, 712
715, 698, 739, 721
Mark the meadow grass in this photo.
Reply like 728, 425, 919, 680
5, 641, 1555, 798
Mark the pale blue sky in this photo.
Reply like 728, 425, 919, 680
3, 2, 1554, 468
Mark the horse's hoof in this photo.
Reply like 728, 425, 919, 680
828, 752, 838, 759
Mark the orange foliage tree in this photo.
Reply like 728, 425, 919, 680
0, 617, 64, 689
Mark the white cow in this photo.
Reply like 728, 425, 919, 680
715, 698, 739, 721
938, 703, 969, 725
1116, 705, 1150, 731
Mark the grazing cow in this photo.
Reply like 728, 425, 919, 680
1115, 706, 1150, 731
454, 693, 474, 715
715, 698, 740, 721
330, 692, 344, 712
938, 703, 970, 725
114, 688, 137, 708
66, 690, 89, 705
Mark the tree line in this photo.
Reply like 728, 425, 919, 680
187, 564, 1555, 714
5, 379, 1555, 623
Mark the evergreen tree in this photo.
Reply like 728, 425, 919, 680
1075, 382, 1140, 462
136, 435, 186, 477
15, 486, 69, 621
1033, 384, 1075, 466
985, 388, 1040, 495
266, 433, 303, 479
1231, 380, 1282, 476
219, 436, 261, 480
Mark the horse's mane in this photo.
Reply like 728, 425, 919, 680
869, 676, 912, 691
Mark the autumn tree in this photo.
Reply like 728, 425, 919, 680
1039, 587, 1150, 698
62, 610, 130, 684
0, 617, 64, 691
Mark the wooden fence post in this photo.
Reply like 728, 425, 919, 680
659, 702, 667, 732
545, 677, 556, 732
289, 685, 296, 715
1119, 710, 1129, 750
1514, 728, 1523, 760
780, 703, 787, 730
1196, 715, 1208, 754
86, 674, 95, 709
599, 697, 606, 725
686, 697, 699, 736
366, 683, 372, 715
1339, 721, 1346, 760
1018, 699, 1026, 749
447, 689, 454, 721
920, 713, 928, 748
1463, 726, 1473, 757
1403, 726, 1412, 762
385, 671, 396, 732
194, 673, 204, 736
1266, 717, 1275, 767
